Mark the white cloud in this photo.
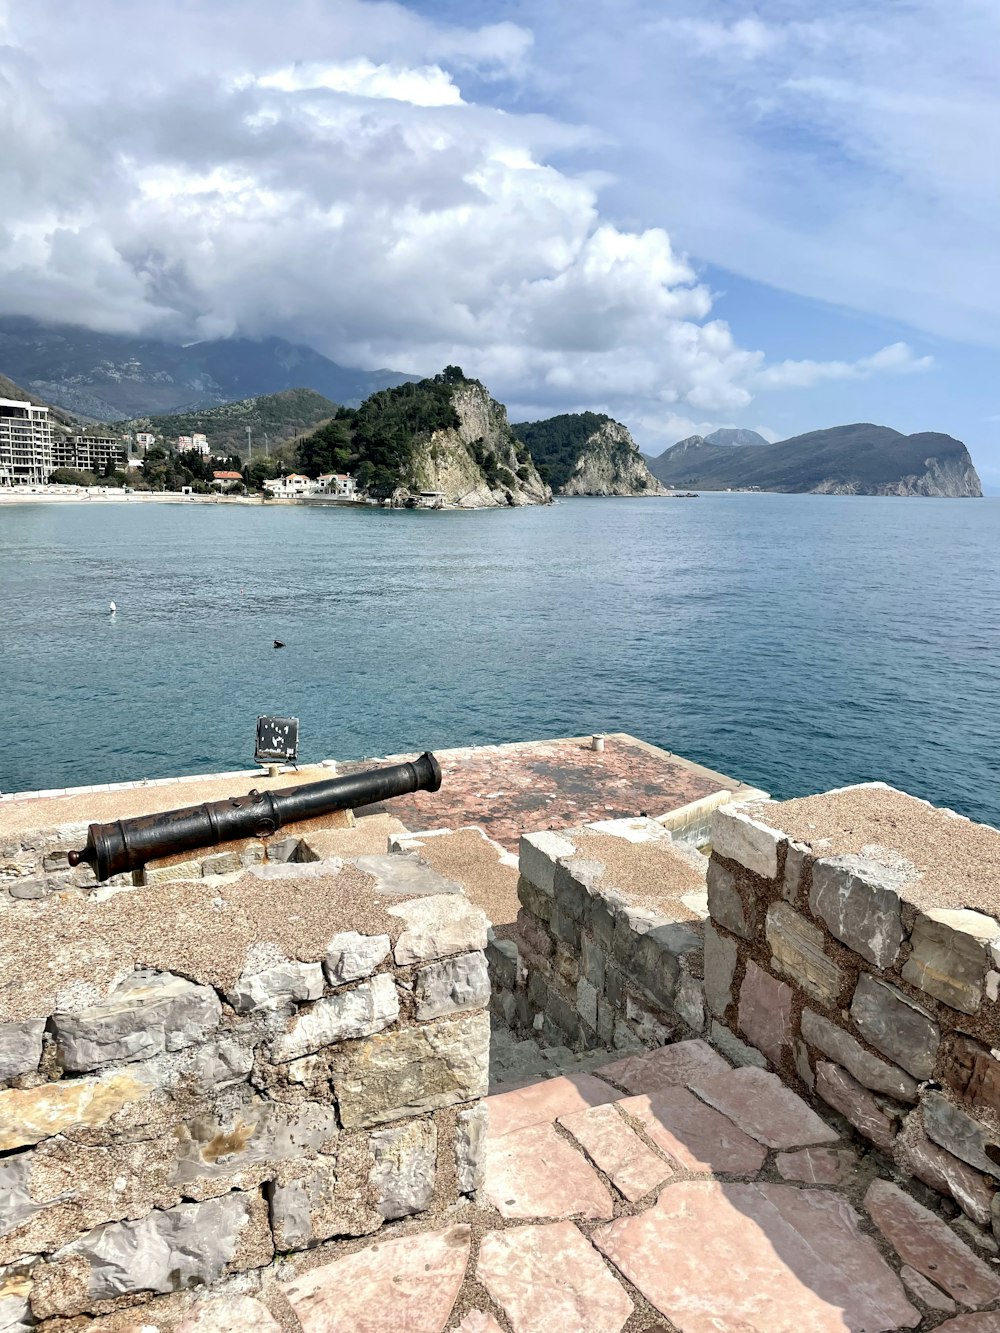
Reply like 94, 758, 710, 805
755, 342, 934, 390
0, 0, 941, 448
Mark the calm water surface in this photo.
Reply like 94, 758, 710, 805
1, 494, 998, 826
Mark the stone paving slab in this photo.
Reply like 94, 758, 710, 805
865, 1178, 1000, 1307
593, 1181, 920, 1332
453, 1312, 506, 1333
620, 1088, 768, 1175
485, 1072, 623, 1139
688, 1065, 840, 1150
596, 1038, 729, 1095
175, 1297, 282, 1332
559, 1102, 673, 1201
482, 1121, 615, 1220
936, 1316, 1000, 1331
774, 1146, 858, 1185
478, 1220, 633, 1333
281, 1223, 471, 1333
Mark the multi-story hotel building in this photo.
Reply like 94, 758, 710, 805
51, 431, 129, 474
0, 398, 54, 486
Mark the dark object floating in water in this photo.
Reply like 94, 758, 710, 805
273, 639, 285, 648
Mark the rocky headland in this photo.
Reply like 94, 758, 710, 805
513, 412, 665, 497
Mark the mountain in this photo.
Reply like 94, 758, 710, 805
647, 424, 982, 497
511, 412, 665, 496
0, 370, 82, 430
704, 427, 770, 448
0, 316, 417, 421
297, 367, 550, 508
122, 389, 339, 458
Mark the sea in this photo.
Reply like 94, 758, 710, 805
1, 494, 998, 828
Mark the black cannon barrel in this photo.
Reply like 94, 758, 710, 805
68, 751, 442, 882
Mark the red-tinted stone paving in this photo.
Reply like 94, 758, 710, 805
346, 734, 750, 849
143, 1039, 1000, 1332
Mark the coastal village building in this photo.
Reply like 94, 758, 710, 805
263, 472, 313, 497
0, 397, 53, 486
317, 472, 357, 497
51, 430, 129, 475
177, 433, 210, 454
134, 431, 156, 452
211, 469, 244, 489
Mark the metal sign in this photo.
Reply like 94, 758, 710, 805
255, 716, 299, 763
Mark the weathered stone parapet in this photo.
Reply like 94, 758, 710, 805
494, 818, 708, 1056
702, 782, 1000, 1241
0, 852, 490, 1323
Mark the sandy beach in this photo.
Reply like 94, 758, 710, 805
0, 487, 264, 506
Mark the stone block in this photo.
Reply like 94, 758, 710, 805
942, 1035, 1000, 1114
415, 951, 490, 1021
267, 835, 303, 863
268, 1155, 381, 1251
519, 876, 553, 924
577, 978, 599, 1031
329, 1010, 490, 1127
456, 1102, 488, 1194
517, 909, 553, 963
632, 922, 700, 1007
587, 891, 622, 949
486, 937, 519, 992
865, 1177, 1000, 1307
520, 830, 577, 895
850, 974, 940, 1080
706, 860, 749, 938
0, 1018, 45, 1083
271, 973, 398, 1062
604, 962, 624, 1010
582, 934, 606, 990
141, 857, 204, 885
370, 1119, 437, 1220
923, 1092, 1000, 1177
550, 904, 582, 951
624, 993, 674, 1047
0, 1153, 42, 1238
675, 972, 705, 1033
553, 857, 602, 922
324, 931, 391, 985
226, 960, 324, 1014
527, 969, 549, 1013
737, 960, 793, 1066
34, 1191, 271, 1318
782, 839, 809, 905
553, 943, 581, 989
52, 972, 221, 1072
766, 903, 844, 1005
801, 1009, 918, 1101
200, 851, 241, 876
710, 1020, 767, 1069
808, 855, 906, 968
896, 1119, 994, 1226
815, 1061, 896, 1151
389, 894, 489, 965
170, 1102, 341, 1193
710, 805, 782, 879
596, 998, 616, 1046
545, 988, 583, 1046
902, 909, 997, 1015
703, 921, 737, 1019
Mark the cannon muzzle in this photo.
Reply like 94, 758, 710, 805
69, 751, 442, 882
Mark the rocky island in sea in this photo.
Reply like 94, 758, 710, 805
513, 411, 665, 497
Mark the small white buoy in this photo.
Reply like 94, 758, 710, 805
109, 601, 117, 615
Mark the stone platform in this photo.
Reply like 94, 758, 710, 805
62, 1039, 1000, 1332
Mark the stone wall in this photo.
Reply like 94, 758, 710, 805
489, 819, 710, 1054
0, 858, 490, 1327
704, 785, 1000, 1241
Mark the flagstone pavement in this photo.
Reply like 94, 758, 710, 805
122, 1040, 1000, 1333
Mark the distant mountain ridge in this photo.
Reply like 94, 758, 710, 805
0, 316, 417, 421
704, 427, 770, 447
512, 412, 664, 495
646, 423, 982, 497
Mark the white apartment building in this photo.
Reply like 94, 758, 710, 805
0, 398, 53, 486
177, 433, 210, 455
51, 432, 129, 474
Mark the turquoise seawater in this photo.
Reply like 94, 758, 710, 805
1, 494, 998, 826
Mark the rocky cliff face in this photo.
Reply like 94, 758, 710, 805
811, 454, 983, 497
558, 419, 665, 496
397, 383, 550, 509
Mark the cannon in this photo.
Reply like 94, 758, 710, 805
68, 751, 442, 882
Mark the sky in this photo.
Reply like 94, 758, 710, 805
1, 1, 998, 484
